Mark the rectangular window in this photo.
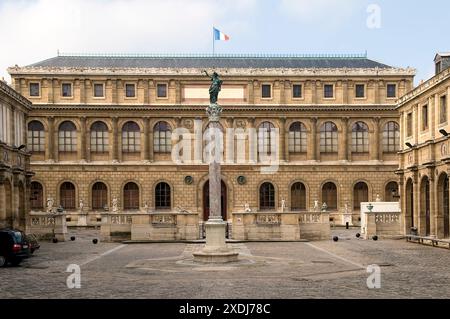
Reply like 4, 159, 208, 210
440, 95, 447, 124
29, 83, 40, 97
292, 84, 302, 98
157, 84, 168, 98
94, 83, 104, 97
261, 84, 272, 99
324, 84, 334, 98
125, 84, 136, 98
436, 61, 442, 75
407, 113, 413, 137
62, 83, 72, 97
355, 84, 365, 98
422, 105, 428, 131
387, 84, 397, 98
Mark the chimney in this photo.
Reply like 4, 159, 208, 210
435, 53, 450, 75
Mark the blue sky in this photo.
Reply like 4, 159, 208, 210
0, 0, 448, 84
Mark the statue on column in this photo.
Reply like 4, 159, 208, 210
203, 70, 223, 121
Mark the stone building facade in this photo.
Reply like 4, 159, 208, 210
397, 53, 450, 239
7, 54, 415, 240
0, 80, 33, 230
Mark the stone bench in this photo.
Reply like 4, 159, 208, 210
406, 235, 450, 249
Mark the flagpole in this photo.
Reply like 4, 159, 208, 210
212, 26, 215, 57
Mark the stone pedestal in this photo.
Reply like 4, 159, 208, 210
77, 214, 88, 227
193, 219, 238, 263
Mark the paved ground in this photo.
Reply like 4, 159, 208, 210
1, 228, 450, 299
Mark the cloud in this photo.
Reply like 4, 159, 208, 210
0, 0, 256, 82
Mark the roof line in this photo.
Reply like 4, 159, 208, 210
56, 52, 369, 59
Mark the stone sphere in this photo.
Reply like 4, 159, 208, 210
92, 239, 98, 244
333, 236, 339, 242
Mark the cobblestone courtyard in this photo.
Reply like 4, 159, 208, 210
1, 229, 449, 299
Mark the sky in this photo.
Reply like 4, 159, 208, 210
0, 0, 449, 84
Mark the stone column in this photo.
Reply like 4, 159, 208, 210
46, 116, 55, 162
148, 120, 154, 162
79, 116, 87, 162
308, 117, 318, 161
226, 118, 234, 164
339, 117, 348, 161
371, 117, 380, 161
194, 117, 203, 164
142, 117, 150, 162
111, 117, 119, 163
248, 117, 257, 164
279, 117, 286, 162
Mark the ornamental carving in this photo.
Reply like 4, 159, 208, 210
256, 214, 281, 225
299, 213, 321, 224
111, 215, 132, 225
375, 213, 400, 224
152, 214, 176, 225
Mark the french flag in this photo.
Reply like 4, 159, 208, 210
214, 27, 230, 41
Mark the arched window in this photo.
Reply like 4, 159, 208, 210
92, 182, 108, 210
383, 122, 400, 153
385, 181, 399, 202
353, 182, 369, 210
123, 182, 139, 210
259, 182, 275, 210
122, 121, 140, 153
322, 182, 337, 210
291, 182, 306, 211
90, 121, 109, 153
58, 121, 77, 152
60, 182, 76, 209
27, 121, 45, 153
258, 122, 275, 155
352, 122, 369, 153
320, 122, 338, 153
30, 181, 44, 209
289, 122, 307, 153
154, 121, 172, 153
155, 182, 171, 210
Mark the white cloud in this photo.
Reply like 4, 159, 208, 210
0, 0, 256, 82
279, 0, 361, 22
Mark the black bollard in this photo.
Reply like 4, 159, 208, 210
356, 233, 361, 238
333, 236, 339, 242
52, 238, 58, 243
70, 236, 76, 241
372, 235, 379, 241
346, 222, 349, 230
92, 239, 98, 244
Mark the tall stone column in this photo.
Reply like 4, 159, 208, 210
248, 117, 257, 164
46, 116, 55, 162
371, 117, 380, 161
142, 117, 150, 162
279, 117, 286, 162
148, 119, 154, 162
111, 117, 119, 163
79, 116, 87, 162
308, 117, 317, 161
226, 118, 234, 164
339, 117, 348, 161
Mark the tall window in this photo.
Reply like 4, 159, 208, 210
258, 122, 275, 156
92, 182, 108, 210
383, 122, 400, 153
422, 104, 429, 131
355, 84, 365, 98
289, 122, 307, 153
29, 83, 40, 97
123, 182, 139, 210
122, 121, 140, 153
385, 181, 399, 202
406, 113, 413, 137
292, 84, 302, 98
291, 182, 306, 211
60, 182, 76, 209
440, 95, 447, 124
387, 84, 397, 98
94, 83, 104, 97
155, 182, 171, 210
30, 181, 44, 210
261, 84, 272, 99
351, 122, 369, 153
353, 182, 369, 210
27, 121, 45, 153
90, 121, 109, 153
260, 182, 275, 210
62, 83, 72, 97
324, 84, 334, 98
125, 84, 136, 98
322, 182, 337, 210
320, 122, 338, 153
58, 121, 77, 152
157, 84, 168, 98
154, 121, 172, 153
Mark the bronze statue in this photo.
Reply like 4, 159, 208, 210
203, 70, 223, 104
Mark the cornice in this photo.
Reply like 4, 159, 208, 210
0, 80, 32, 109
8, 66, 416, 78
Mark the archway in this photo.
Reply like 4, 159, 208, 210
4, 180, 12, 226
203, 180, 227, 221
406, 179, 414, 229
420, 176, 431, 236
438, 174, 450, 238
18, 181, 26, 229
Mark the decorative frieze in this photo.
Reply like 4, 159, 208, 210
299, 213, 321, 224
151, 214, 176, 225
111, 215, 132, 225
31, 216, 55, 226
256, 214, 281, 225
375, 213, 400, 224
